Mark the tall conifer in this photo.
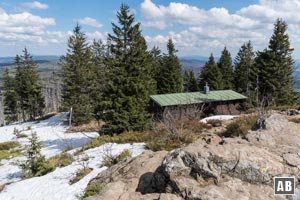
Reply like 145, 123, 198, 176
3, 68, 18, 123
14, 48, 45, 121
218, 47, 234, 89
103, 4, 155, 133
60, 25, 97, 124
198, 53, 223, 90
157, 39, 182, 94
255, 19, 294, 105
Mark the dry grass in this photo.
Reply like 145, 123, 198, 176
288, 117, 300, 123
69, 167, 93, 184
48, 152, 74, 167
66, 120, 104, 133
0, 184, 6, 192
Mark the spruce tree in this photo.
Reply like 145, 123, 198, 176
255, 19, 294, 105
3, 68, 18, 123
234, 41, 255, 96
157, 39, 182, 94
60, 25, 98, 124
91, 39, 109, 120
14, 48, 45, 121
218, 47, 234, 89
103, 4, 156, 133
183, 70, 198, 92
198, 53, 223, 90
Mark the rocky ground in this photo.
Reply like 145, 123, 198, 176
86, 114, 300, 200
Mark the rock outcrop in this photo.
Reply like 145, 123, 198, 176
85, 114, 300, 200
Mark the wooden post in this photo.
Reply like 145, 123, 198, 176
69, 107, 72, 126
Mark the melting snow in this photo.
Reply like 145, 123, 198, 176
0, 113, 145, 200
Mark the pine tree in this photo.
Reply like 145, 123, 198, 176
20, 133, 54, 177
14, 48, 45, 121
150, 45, 162, 83
60, 25, 98, 124
183, 70, 198, 92
234, 41, 255, 96
102, 4, 156, 133
3, 68, 18, 123
157, 39, 182, 94
91, 39, 109, 120
255, 19, 294, 105
198, 53, 223, 90
218, 47, 234, 89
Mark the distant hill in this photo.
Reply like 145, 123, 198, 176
179, 58, 206, 75
0, 56, 299, 90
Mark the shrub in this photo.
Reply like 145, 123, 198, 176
69, 167, 92, 184
20, 133, 54, 177
102, 149, 132, 167
222, 116, 258, 137
0, 141, 20, 150
48, 152, 74, 167
80, 183, 105, 199
206, 119, 222, 127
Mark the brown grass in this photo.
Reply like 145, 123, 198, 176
48, 152, 74, 167
66, 120, 104, 133
69, 168, 93, 184
288, 117, 300, 123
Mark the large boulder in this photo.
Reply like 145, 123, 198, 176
85, 150, 183, 200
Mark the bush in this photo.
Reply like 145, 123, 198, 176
222, 116, 258, 137
69, 167, 92, 184
0, 141, 20, 150
102, 149, 132, 167
48, 152, 74, 167
20, 133, 54, 177
81, 183, 105, 199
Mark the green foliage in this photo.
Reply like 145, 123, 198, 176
102, 4, 156, 133
222, 116, 258, 137
3, 68, 18, 123
48, 152, 74, 167
20, 133, 54, 177
156, 39, 182, 94
14, 48, 45, 121
0, 141, 20, 150
183, 70, 198, 92
234, 41, 256, 102
102, 149, 132, 167
60, 24, 98, 125
198, 53, 223, 90
80, 183, 105, 199
255, 19, 294, 105
69, 167, 92, 184
218, 47, 234, 89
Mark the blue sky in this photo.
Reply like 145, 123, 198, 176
1, 0, 300, 59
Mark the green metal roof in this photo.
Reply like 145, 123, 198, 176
150, 90, 247, 107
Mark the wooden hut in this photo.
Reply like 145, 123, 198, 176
150, 89, 247, 120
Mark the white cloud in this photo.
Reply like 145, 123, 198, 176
0, 8, 59, 45
141, 0, 300, 58
78, 17, 103, 28
21, 1, 49, 10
